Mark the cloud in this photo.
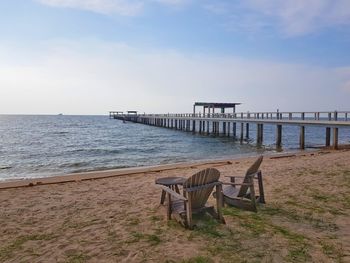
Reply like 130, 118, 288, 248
0, 40, 349, 114
204, 0, 350, 37
35, 0, 189, 16
154, 0, 188, 6
35, 0, 144, 16
336, 67, 350, 92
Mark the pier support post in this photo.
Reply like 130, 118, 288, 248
233, 123, 237, 138
207, 121, 209, 135
257, 124, 263, 145
245, 123, 249, 139
192, 120, 196, 132
276, 125, 282, 148
199, 121, 202, 133
223, 122, 226, 135
333, 128, 338, 150
325, 127, 331, 147
227, 122, 231, 137
299, 126, 305, 150
240, 123, 244, 142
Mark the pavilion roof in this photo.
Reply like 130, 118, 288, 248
194, 102, 241, 108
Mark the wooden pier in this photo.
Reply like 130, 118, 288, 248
110, 104, 350, 150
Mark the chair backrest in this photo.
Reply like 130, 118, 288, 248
238, 156, 263, 197
183, 168, 220, 209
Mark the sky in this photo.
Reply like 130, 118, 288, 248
0, 0, 350, 115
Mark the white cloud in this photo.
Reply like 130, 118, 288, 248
35, 0, 189, 15
336, 67, 350, 92
204, 0, 350, 36
0, 40, 349, 114
35, 0, 144, 16
154, 0, 187, 6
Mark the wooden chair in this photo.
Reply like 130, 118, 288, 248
218, 156, 265, 212
158, 168, 225, 229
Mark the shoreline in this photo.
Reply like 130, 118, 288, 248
0, 148, 334, 190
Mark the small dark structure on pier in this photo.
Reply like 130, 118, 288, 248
110, 111, 139, 122
109, 111, 123, 118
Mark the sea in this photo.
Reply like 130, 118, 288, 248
0, 115, 349, 181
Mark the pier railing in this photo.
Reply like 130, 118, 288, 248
140, 111, 349, 121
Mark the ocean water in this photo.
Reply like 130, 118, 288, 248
0, 115, 349, 181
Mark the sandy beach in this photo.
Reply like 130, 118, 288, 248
1, 150, 349, 262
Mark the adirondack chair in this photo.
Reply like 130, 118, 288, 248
218, 156, 265, 212
158, 168, 225, 229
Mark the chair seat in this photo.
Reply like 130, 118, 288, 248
222, 185, 240, 198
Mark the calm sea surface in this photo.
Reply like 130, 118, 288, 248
0, 115, 349, 181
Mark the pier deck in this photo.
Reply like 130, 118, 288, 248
109, 111, 350, 150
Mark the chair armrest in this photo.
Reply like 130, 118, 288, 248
225, 171, 262, 179
224, 175, 246, 179
158, 185, 187, 201
223, 182, 253, 186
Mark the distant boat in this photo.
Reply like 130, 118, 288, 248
58, 113, 63, 116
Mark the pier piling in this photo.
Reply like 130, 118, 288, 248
276, 125, 282, 148
110, 108, 350, 150
300, 126, 305, 150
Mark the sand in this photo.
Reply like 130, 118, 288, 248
0, 150, 349, 262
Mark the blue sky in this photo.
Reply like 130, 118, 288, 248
1, 0, 350, 114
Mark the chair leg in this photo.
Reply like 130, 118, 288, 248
249, 178, 257, 212
160, 190, 166, 205
166, 193, 172, 220
186, 193, 193, 229
216, 184, 225, 224
257, 171, 265, 204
